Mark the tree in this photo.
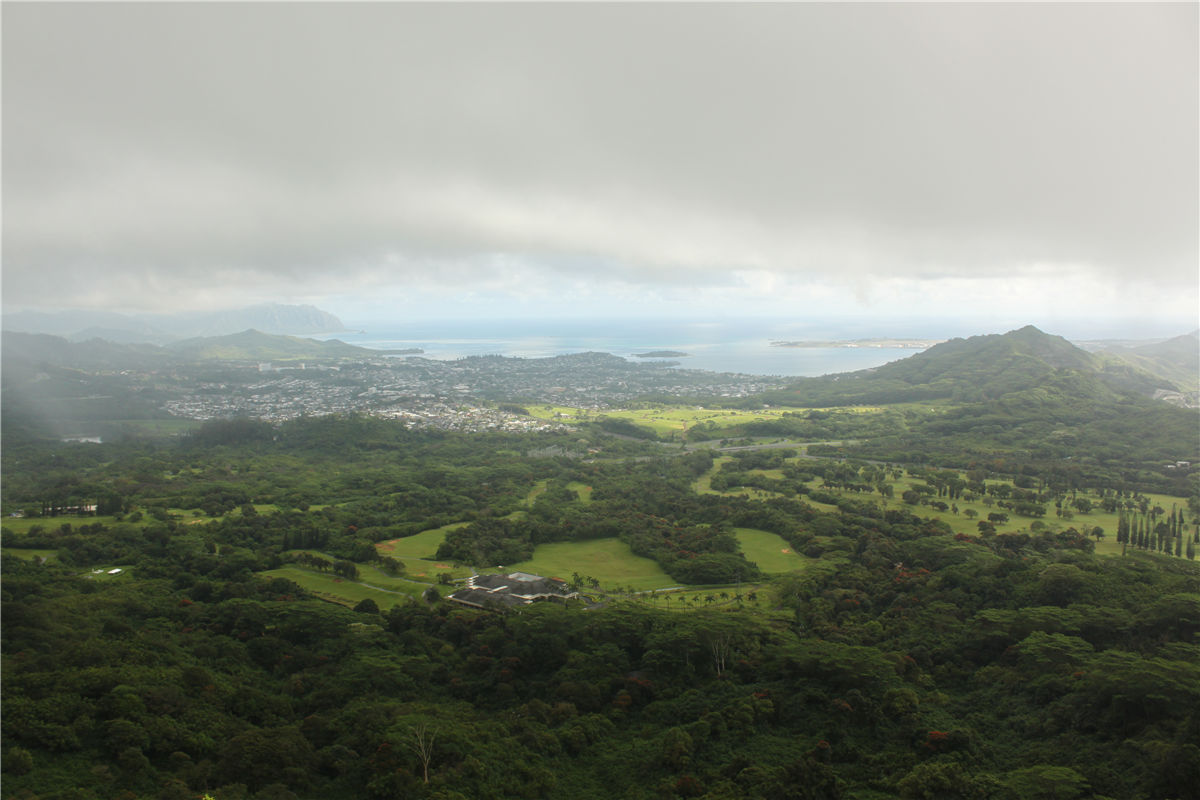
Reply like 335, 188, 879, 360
408, 723, 435, 784
353, 598, 379, 614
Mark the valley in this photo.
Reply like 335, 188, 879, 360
2, 324, 1198, 800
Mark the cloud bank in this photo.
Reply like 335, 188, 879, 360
3, 3, 1196, 328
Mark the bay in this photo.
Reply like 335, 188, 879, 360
314, 318, 933, 378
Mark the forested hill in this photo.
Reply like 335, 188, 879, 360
747, 326, 1199, 469
1099, 330, 1200, 394
164, 329, 390, 361
1, 302, 346, 343
1, 331, 169, 372
768, 326, 1177, 407
1, 329, 385, 371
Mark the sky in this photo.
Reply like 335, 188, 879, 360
3, 3, 1197, 338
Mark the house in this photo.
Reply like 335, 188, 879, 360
447, 571, 578, 610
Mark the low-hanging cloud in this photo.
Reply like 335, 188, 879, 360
3, 3, 1196, 315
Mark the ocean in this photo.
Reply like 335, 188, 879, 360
314, 318, 936, 378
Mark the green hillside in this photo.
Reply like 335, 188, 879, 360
165, 329, 379, 361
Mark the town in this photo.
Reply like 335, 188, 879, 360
160, 352, 788, 429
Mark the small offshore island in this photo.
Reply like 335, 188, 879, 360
771, 337, 943, 349
632, 350, 689, 358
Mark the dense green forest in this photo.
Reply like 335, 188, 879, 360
3, 326, 1199, 799
3, 414, 1199, 800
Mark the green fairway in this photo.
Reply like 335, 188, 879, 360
566, 481, 594, 502
377, 522, 466, 560
527, 403, 818, 439
692, 456, 733, 494
2, 548, 58, 562
821, 474, 1193, 561
734, 528, 814, 574
505, 538, 675, 591
1, 514, 129, 534
107, 419, 200, 436
262, 565, 434, 609
524, 479, 550, 506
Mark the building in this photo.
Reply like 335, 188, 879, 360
447, 571, 577, 610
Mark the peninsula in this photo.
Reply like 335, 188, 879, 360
771, 337, 943, 349
632, 350, 689, 358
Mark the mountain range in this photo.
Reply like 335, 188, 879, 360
1, 303, 346, 343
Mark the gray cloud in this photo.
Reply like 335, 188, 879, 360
3, 3, 1196, 314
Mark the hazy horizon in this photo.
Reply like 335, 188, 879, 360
3, 4, 1197, 338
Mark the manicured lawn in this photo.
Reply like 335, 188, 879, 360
377, 522, 466, 560
824, 474, 1191, 560
734, 528, 814, 574
504, 538, 675, 592
261, 565, 433, 609
692, 456, 733, 494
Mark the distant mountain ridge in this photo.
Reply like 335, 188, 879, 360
772, 325, 1186, 407
1, 303, 346, 343
1, 329, 422, 374
165, 329, 390, 361
1096, 331, 1199, 395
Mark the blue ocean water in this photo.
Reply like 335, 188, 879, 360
314, 318, 935, 378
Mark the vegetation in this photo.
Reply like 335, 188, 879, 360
3, 324, 1198, 799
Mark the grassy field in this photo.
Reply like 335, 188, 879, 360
526, 404, 808, 438
567, 481, 594, 502
806, 471, 1193, 561
377, 522, 466, 560
734, 528, 814, 574
524, 479, 550, 506
261, 565, 431, 609
2, 548, 59, 562
108, 419, 200, 436
685, 447, 1193, 566
639, 587, 767, 611
692, 458, 788, 500
0, 514, 132, 534
504, 538, 675, 592
527, 403, 903, 441
692, 457, 733, 494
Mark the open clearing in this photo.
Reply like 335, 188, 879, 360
566, 481, 594, 502
734, 528, 815, 574
524, 479, 550, 506
262, 565, 435, 609
377, 522, 467, 560
504, 538, 674, 592
2, 548, 59, 562
527, 404, 808, 437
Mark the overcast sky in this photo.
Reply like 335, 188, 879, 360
3, 3, 1197, 336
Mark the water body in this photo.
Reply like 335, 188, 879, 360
314, 318, 934, 378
